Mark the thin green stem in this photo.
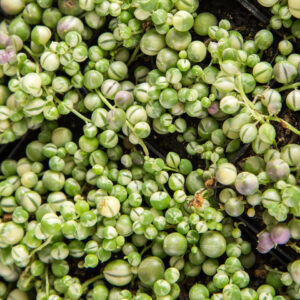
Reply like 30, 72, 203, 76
265, 265, 284, 275
78, 11, 88, 19
269, 117, 300, 136
23, 45, 40, 73
95, 89, 150, 156
205, 160, 209, 169
161, 185, 168, 193
288, 242, 300, 254
53, 96, 91, 124
140, 243, 152, 257
23, 45, 39, 58
36, 62, 40, 74
235, 74, 263, 122
42, 87, 50, 96
127, 45, 140, 66
82, 274, 104, 289
276, 82, 300, 92
23, 275, 34, 289
165, 225, 177, 231
284, 34, 296, 41
95, 89, 113, 110
127, 125, 149, 156
80, 182, 87, 194
29, 235, 53, 258
20, 263, 32, 281
235, 74, 300, 137
163, 166, 181, 173
16, 69, 21, 80
259, 49, 264, 59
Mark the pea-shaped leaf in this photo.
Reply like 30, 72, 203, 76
262, 188, 281, 209
281, 144, 300, 166
289, 0, 300, 18
286, 90, 300, 112
258, 123, 276, 144
137, 256, 165, 287
282, 186, 300, 207
213, 76, 235, 93
273, 61, 297, 84
240, 123, 258, 144
268, 203, 289, 222
291, 201, 300, 217
257, 0, 278, 7
103, 259, 132, 286
216, 163, 237, 185
290, 260, 300, 285
163, 232, 187, 256
199, 231, 226, 258
97, 196, 120, 218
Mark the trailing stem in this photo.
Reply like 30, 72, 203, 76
128, 45, 140, 66
276, 82, 300, 92
82, 274, 104, 289
235, 73, 300, 137
53, 96, 91, 124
